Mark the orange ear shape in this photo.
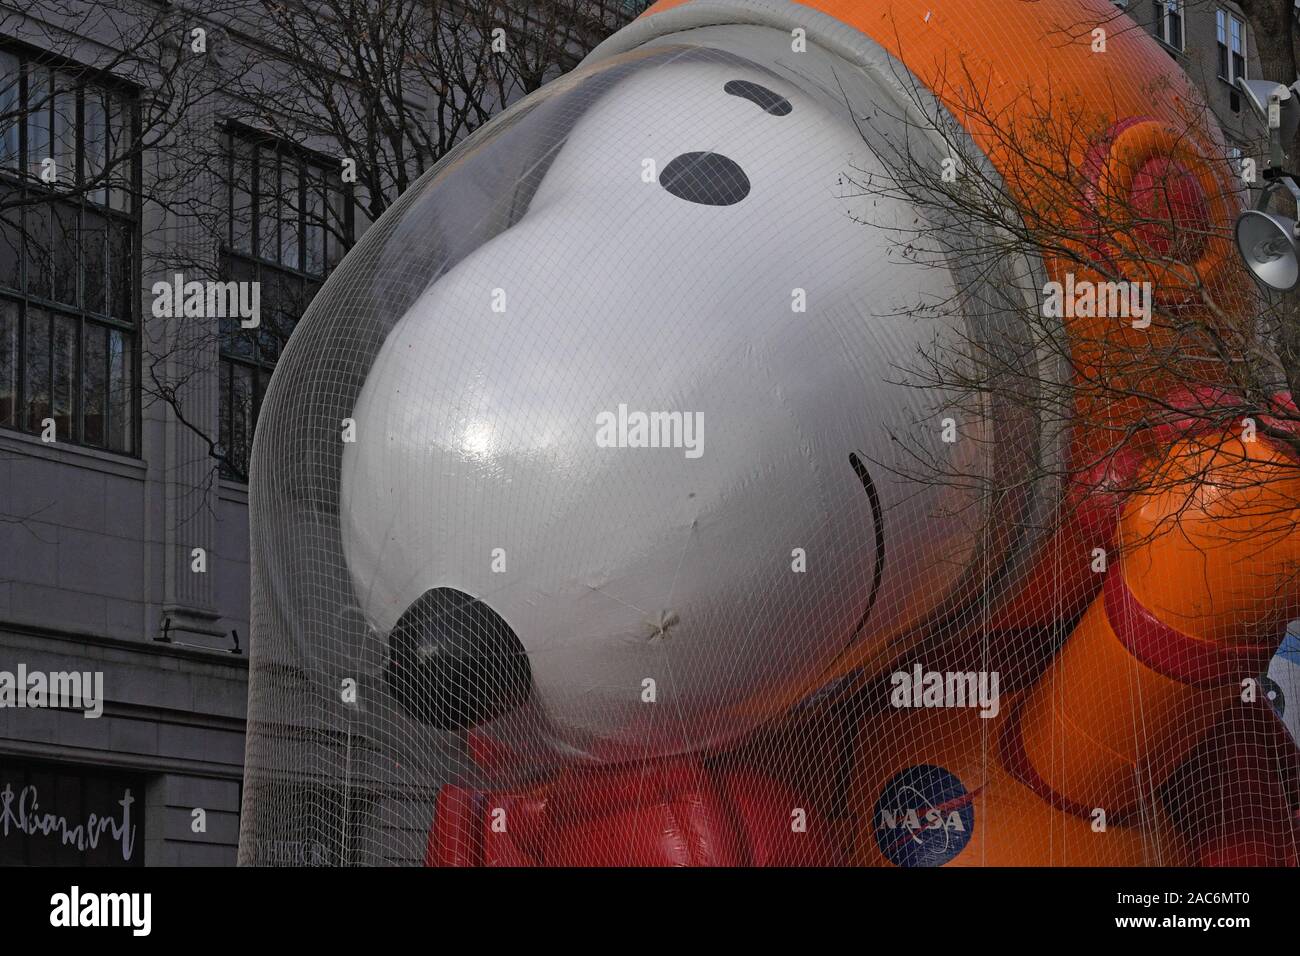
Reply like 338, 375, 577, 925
1087, 119, 1242, 309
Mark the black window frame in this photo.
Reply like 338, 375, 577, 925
1216, 9, 1248, 86
0, 40, 142, 457
1229, 12, 1246, 85
1153, 0, 1185, 53
218, 124, 353, 482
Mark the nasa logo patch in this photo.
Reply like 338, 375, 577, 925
874, 764, 975, 867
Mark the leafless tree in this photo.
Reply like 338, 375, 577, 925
0, 1, 242, 529
129, 0, 647, 483
841, 9, 1300, 590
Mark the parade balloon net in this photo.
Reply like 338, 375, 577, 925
237, 4, 1300, 866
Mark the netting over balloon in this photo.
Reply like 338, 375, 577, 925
238, 0, 1300, 866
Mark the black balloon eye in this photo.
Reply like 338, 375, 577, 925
660, 152, 751, 206
724, 79, 792, 116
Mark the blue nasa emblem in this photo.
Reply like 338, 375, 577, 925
874, 764, 975, 867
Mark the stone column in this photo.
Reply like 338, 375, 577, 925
144, 28, 226, 647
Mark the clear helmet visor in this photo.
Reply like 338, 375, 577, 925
240, 39, 998, 863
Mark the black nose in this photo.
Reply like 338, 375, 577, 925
384, 587, 532, 730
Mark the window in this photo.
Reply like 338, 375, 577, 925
1231, 13, 1246, 83
0, 48, 138, 454
219, 128, 351, 480
1218, 10, 1247, 83
1154, 0, 1184, 51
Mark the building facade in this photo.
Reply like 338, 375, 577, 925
0, 0, 640, 866
1123, 0, 1266, 149
1, 5, 255, 866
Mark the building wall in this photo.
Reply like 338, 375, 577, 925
0, 2, 257, 867
1121, 0, 1265, 148
0, 358, 252, 867
0, 0, 620, 867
